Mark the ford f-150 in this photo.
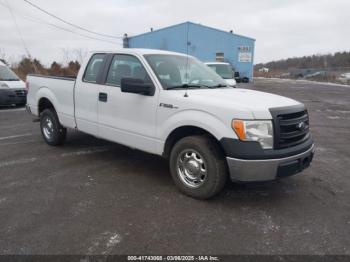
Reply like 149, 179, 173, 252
26, 49, 315, 199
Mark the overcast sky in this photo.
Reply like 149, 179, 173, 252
1, 0, 349, 65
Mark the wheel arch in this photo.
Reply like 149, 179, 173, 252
162, 125, 226, 159
36, 87, 58, 115
38, 97, 55, 115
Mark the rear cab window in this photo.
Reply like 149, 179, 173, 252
83, 54, 106, 83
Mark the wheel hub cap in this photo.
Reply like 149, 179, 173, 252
177, 149, 207, 188
43, 117, 54, 140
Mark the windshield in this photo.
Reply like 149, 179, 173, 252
207, 64, 233, 79
144, 54, 227, 89
0, 65, 20, 81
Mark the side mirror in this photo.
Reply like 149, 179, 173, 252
121, 78, 155, 96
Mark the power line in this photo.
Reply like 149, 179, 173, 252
0, 1, 122, 45
3, 0, 31, 58
23, 0, 123, 39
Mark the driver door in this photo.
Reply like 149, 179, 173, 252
98, 54, 159, 154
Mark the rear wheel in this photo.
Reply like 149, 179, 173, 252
169, 135, 228, 199
40, 109, 67, 146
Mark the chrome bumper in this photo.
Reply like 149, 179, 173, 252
226, 144, 315, 182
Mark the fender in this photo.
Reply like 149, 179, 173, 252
156, 109, 238, 154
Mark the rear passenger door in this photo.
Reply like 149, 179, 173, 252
75, 53, 106, 136
98, 54, 159, 154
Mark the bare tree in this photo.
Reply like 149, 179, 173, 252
0, 48, 9, 65
61, 48, 73, 66
73, 48, 88, 64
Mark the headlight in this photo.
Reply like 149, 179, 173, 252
232, 119, 274, 149
0, 83, 9, 89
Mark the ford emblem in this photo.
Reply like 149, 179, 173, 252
297, 122, 306, 131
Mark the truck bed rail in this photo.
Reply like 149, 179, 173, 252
27, 74, 76, 81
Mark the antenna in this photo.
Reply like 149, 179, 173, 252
185, 22, 190, 83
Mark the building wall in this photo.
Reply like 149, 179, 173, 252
126, 22, 255, 79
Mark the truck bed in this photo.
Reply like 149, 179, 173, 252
26, 74, 77, 129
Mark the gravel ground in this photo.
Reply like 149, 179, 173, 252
0, 78, 349, 255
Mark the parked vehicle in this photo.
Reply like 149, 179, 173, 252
205, 62, 237, 87
0, 61, 26, 106
234, 71, 241, 83
232, 71, 249, 83
337, 73, 350, 85
26, 49, 315, 199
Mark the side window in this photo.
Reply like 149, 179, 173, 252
83, 54, 106, 83
106, 54, 151, 86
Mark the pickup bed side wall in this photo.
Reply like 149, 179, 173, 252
36, 87, 75, 129
27, 76, 76, 129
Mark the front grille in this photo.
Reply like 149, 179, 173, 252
270, 106, 310, 149
15, 90, 27, 97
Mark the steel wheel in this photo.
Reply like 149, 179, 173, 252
176, 149, 207, 188
42, 116, 55, 140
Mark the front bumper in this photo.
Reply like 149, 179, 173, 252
0, 89, 27, 106
227, 144, 315, 182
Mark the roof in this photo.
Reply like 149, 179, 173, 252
90, 48, 191, 57
128, 21, 255, 41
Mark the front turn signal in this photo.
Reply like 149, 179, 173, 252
232, 120, 246, 140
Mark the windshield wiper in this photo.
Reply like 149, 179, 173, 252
1, 78, 19, 81
207, 84, 228, 88
167, 83, 228, 90
167, 84, 205, 90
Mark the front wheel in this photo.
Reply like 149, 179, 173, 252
169, 135, 228, 199
40, 109, 67, 146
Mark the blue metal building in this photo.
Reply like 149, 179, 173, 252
124, 21, 255, 80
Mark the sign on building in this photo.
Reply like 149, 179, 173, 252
238, 52, 252, 63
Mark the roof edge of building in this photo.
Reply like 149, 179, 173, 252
127, 21, 256, 42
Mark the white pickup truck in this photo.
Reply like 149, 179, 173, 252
26, 49, 314, 199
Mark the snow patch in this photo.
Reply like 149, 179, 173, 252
0, 133, 33, 141
327, 116, 341, 120
255, 77, 350, 88
106, 233, 122, 249
0, 157, 37, 168
0, 108, 26, 113
61, 148, 109, 157
87, 231, 122, 255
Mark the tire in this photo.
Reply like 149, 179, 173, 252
169, 135, 228, 199
40, 109, 67, 146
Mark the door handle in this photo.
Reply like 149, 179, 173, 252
98, 92, 108, 102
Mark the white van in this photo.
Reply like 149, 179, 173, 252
0, 61, 27, 106
205, 62, 237, 87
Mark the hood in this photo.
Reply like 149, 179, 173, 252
225, 78, 237, 87
183, 88, 301, 119
0, 80, 25, 89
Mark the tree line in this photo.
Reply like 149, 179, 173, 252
255, 51, 350, 70
1, 57, 80, 81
